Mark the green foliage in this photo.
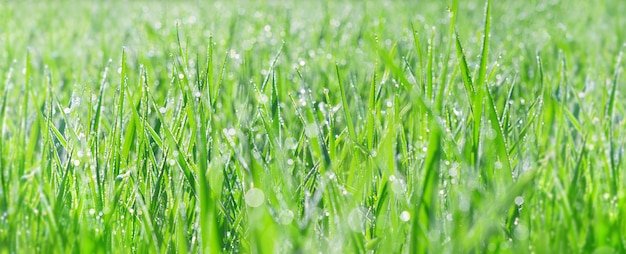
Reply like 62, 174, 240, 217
0, 0, 625, 253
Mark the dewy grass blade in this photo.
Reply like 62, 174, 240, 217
454, 34, 475, 97
17, 51, 32, 177
485, 86, 513, 182
567, 136, 587, 202
605, 48, 623, 194
271, 65, 282, 141
426, 32, 434, 102
454, 33, 481, 161
211, 54, 228, 110
150, 94, 197, 197
410, 23, 425, 90
605, 48, 622, 120
91, 62, 110, 144
500, 74, 516, 130
476, 0, 491, 89
110, 48, 128, 178
473, 0, 491, 162
454, 0, 492, 170
365, 71, 377, 151
205, 36, 214, 94
194, 97, 222, 253
337, 63, 357, 142
0, 67, 11, 216
411, 122, 442, 254
260, 42, 284, 92
435, 0, 458, 112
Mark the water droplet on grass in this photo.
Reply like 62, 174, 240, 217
391, 178, 406, 194
399, 211, 411, 222
245, 188, 265, 207
223, 128, 236, 137
278, 210, 294, 225
514, 196, 524, 206
449, 167, 458, 177
327, 172, 336, 180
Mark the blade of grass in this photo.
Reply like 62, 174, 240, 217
410, 122, 442, 254
485, 87, 513, 183
605, 49, 623, 194
365, 71, 377, 151
337, 64, 357, 142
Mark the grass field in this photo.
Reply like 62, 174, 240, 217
1, 0, 625, 253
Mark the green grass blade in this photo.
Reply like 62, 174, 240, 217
336, 64, 357, 142
365, 72, 376, 151
485, 86, 513, 183
476, 0, 491, 88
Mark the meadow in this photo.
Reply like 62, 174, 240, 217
0, 0, 625, 253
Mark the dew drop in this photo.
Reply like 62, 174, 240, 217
514, 196, 524, 206
449, 167, 458, 177
278, 210, 294, 225
400, 211, 411, 222
245, 188, 265, 207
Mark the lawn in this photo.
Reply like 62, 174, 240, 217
1, 0, 625, 253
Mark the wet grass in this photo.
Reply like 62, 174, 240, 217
1, 0, 625, 253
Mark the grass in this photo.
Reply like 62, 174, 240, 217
0, 0, 625, 253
